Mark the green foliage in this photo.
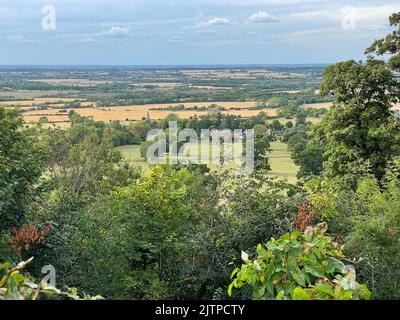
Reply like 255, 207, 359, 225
254, 136, 271, 172
229, 223, 371, 300
287, 128, 324, 179
57, 165, 196, 299
346, 176, 400, 299
366, 12, 400, 71
317, 58, 400, 184
308, 164, 400, 299
0, 258, 103, 300
45, 165, 303, 300
0, 107, 47, 231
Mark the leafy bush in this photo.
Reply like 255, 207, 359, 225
0, 258, 103, 300
306, 162, 400, 299
229, 223, 371, 300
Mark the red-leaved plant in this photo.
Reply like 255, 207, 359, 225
11, 223, 53, 255
293, 203, 316, 232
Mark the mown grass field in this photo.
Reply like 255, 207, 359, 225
115, 141, 299, 183
114, 145, 148, 170
267, 141, 299, 184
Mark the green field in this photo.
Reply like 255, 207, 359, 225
114, 145, 148, 169
274, 117, 321, 125
268, 141, 299, 184
115, 141, 298, 183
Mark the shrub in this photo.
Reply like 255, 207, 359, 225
229, 223, 371, 300
0, 258, 103, 300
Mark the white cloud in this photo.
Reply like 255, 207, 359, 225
199, 17, 230, 27
348, 5, 400, 26
76, 26, 130, 42
284, 4, 400, 31
97, 26, 130, 38
248, 11, 279, 23
285, 10, 338, 22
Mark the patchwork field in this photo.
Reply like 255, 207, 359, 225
20, 101, 280, 124
28, 79, 111, 86
181, 69, 306, 80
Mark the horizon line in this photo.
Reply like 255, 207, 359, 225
0, 63, 331, 68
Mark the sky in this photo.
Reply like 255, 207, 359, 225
0, 0, 399, 65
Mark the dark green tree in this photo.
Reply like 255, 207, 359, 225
318, 58, 400, 184
0, 108, 47, 231
366, 12, 400, 72
254, 136, 271, 172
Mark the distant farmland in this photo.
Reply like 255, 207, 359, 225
0, 97, 82, 106
20, 101, 280, 125
302, 102, 332, 109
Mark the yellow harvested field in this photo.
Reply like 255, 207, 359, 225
1, 98, 81, 106
44, 122, 71, 129
130, 101, 258, 109
302, 102, 332, 109
24, 109, 70, 116
25, 122, 71, 129
22, 101, 277, 125
81, 101, 96, 107
1, 105, 37, 110
25, 115, 69, 122
219, 109, 278, 117
25, 108, 277, 122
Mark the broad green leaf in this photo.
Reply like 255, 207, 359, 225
315, 283, 335, 297
292, 287, 311, 300
0, 262, 12, 271
276, 290, 285, 300
227, 283, 234, 297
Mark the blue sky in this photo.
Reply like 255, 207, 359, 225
0, 0, 399, 65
